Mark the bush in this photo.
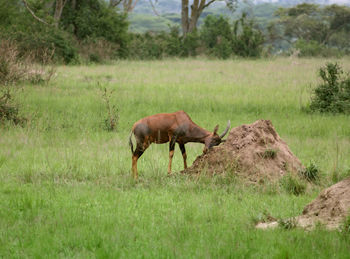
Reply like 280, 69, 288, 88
7, 26, 79, 64
128, 32, 167, 60
309, 63, 350, 114
78, 37, 120, 63
294, 39, 343, 57
182, 31, 200, 57
299, 162, 320, 182
0, 39, 55, 85
0, 87, 25, 125
232, 14, 265, 58
341, 215, 350, 236
280, 173, 306, 195
201, 15, 232, 56
0, 40, 27, 86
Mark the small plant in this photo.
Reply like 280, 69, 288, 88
299, 162, 320, 182
280, 173, 306, 196
340, 214, 350, 236
309, 62, 350, 114
278, 217, 297, 230
101, 87, 119, 131
262, 148, 278, 159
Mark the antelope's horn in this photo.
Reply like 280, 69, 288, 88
219, 120, 231, 139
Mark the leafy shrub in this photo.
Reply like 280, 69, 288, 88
212, 37, 232, 59
232, 13, 265, 58
200, 15, 232, 58
299, 162, 320, 182
7, 26, 79, 64
0, 40, 55, 85
61, 0, 129, 58
280, 173, 306, 195
295, 39, 343, 57
165, 26, 182, 57
341, 214, 350, 236
0, 40, 26, 86
78, 37, 120, 63
182, 31, 200, 57
295, 40, 325, 57
309, 63, 350, 114
128, 32, 167, 60
0, 87, 26, 125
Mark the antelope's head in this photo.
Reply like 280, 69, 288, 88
203, 120, 231, 153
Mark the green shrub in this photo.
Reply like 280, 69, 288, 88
299, 162, 320, 182
309, 62, 350, 114
0, 87, 26, 125
200, 15, 232, 56
341, 214, 350, 236
232, 13, 265, 58
8, 26, 79, 64
280, 173, 306, 195
182, 31, 200, 57
212, 37, 232, 59
165, 26, 182, 57
295, 39, 325, 57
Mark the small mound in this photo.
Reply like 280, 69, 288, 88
183, 120, 303, 183
297, 177, 350, 229
256, 177, 350, 230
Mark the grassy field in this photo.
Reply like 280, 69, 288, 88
1, 58, 350, 258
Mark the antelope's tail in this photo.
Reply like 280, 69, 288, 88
129, 131, 134, 154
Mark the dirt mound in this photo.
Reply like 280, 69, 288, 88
183, 120, 303, 183
257, 177, 350, 230
297, 177, 350, 229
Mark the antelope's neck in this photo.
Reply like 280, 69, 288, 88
189, 125, 211, 143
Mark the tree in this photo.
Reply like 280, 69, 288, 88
22, 0, 69, 28
272, 3, 350, 53
109, 0, 139, 13
181, 0, 238, 36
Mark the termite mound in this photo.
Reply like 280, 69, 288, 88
257, 177, 350, 230
182, 119, 303, 183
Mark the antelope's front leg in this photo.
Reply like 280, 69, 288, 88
179, 143, 187, 169
168, 135, 177, 174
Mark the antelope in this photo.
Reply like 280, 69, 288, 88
129, 110, 230, 179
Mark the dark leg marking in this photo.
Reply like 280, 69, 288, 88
179, 143, 187, 169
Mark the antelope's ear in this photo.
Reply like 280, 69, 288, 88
213, 125, 219, 134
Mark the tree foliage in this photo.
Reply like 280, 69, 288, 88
272, 3, 350, 56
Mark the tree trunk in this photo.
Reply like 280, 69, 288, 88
182, 0, 216, 36
181, 0, 189, 35
54, 0, 68, 28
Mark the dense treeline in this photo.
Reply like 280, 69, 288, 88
0, 1, 349, 63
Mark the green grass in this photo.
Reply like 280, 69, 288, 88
1, 58, 350, 257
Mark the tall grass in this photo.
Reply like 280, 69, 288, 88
1, 58, 350, 257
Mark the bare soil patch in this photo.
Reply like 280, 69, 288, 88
183, 120, 303, 183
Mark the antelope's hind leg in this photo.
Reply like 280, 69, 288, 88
132, 139, 150, 180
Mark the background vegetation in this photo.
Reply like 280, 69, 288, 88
1, 0, 350, 62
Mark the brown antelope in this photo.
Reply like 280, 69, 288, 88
129, 110, 230, 179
